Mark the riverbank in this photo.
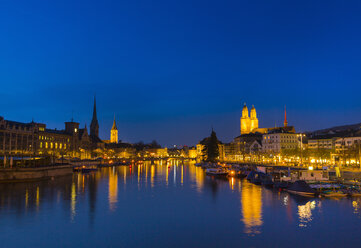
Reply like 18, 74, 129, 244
0, 164, 73, 183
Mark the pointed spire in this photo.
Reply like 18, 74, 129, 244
284, 105, 288, 127
92, 95, 97, 121
111, 114, 117, 130
90, 95, 99, 137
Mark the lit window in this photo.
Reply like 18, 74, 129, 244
45, 142, 48, 149
40, 142, 42, 148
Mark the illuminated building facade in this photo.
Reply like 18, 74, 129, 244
0, 97, 103, 158
0, 116, 91, 157
240, 104, 259, 134
262, 130, 299, 153
308, 138, 337, 150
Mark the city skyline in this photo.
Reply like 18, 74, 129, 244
1, 0, 361, 146
0, 96, 359, 147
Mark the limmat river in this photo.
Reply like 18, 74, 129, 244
0, 161, 360, 248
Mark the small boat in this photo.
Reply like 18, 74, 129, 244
205, 168, 228, 177
350, 192, 361, 197
260, 173, 274, 187
237, 170, 248, 179
286, 180, 317, 197
274, 181, 292, 190
321, 190, 347, 198
342, 187, 361, 197
74, 165, 98, 173
247, 171, 261, 184
247, 171, 271, 185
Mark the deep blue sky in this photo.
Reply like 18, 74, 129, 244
1, 0, 361, 146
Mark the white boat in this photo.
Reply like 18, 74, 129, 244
205, 168, 228, 177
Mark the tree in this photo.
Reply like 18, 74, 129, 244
150, 140, 161, 148
201, 130, 220, 163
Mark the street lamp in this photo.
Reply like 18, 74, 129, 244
298, 133, 306, 166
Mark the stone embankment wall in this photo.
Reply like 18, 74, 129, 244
0, 165, 73, 182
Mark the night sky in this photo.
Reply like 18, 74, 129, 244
1, 0, 361, 146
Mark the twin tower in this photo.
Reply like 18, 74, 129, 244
240, 103, 259, 134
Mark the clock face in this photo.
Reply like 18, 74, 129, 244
75, 128, 78, 133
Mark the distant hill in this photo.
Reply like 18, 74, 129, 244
309, 123, 361, 138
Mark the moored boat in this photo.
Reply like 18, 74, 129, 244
247, 171, 262, 185
286, 180, 317, 197
206, 168, 228, 177
74, 165, 98, 173
321, 190, 347, 198
274, 181, 292, 190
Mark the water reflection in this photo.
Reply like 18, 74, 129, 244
353, 200, 359, 214
241, 181, 263, 235
71, 182, 76, 221
108, 168, 118, 211
298, 201, 316, 227
0, 162, 360, 247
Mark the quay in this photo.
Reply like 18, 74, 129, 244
0, 164, 73, 183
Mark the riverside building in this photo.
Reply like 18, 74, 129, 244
0, 97, 105, 159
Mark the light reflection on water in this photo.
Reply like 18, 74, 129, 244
298, 200, 316, 227
241, 181, 263, 235
0, 161, 360, 247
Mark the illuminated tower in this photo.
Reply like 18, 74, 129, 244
250, 105, 259, 132
90, 96, 99, 137
110, 115, 118, 143
240, 103, 250, 134
284, 105, 288, 127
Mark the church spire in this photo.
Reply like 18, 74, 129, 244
92, 95, 97, 121
110, 114, 118, 143
284, 105, 288, 127
90, 95, 99, 137
111, 114, 117, 130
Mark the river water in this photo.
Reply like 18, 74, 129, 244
0, 161, 360, 247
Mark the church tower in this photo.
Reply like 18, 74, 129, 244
110, 115, 118, 143
250, 105, 259, 132
240, 103, 250, 134
90, 96, 99, 137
